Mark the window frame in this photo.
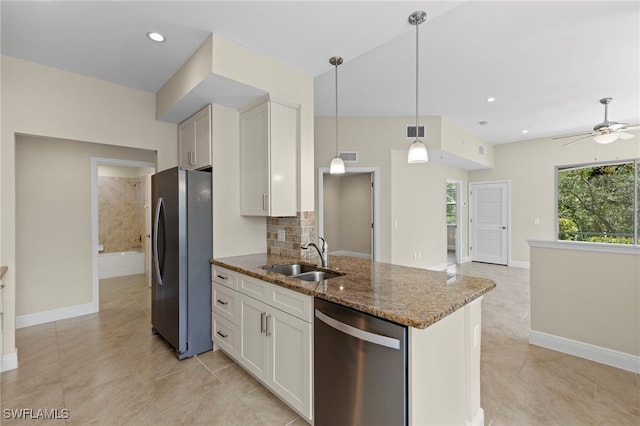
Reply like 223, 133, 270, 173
555, 158, 639, 246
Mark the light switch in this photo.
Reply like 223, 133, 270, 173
534, 218, 540, 225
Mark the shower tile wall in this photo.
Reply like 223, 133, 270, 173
98, 176, 145, 253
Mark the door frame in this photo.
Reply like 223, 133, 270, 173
468, 180, 511, 266
90, 157, 155, 312
446, 179, 462, 265
317, 167, 380, 261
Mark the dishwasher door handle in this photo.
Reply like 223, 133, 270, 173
315, 309, 401, 350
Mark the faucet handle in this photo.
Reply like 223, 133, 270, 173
319, 237, 328, 252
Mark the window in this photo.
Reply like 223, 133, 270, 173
556, 160, 639, 245
446, 182, 457, 225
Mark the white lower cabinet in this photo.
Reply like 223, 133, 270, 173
268, 306, 311, 418
212, 269, 312, 422
238, 293, 270, 381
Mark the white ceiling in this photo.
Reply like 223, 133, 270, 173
2, 1, 639, 145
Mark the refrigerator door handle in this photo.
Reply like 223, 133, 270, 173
314, 309, 401, 349
153, 197, 165, 286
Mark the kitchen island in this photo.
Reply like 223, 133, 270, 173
211, 253, 495, 425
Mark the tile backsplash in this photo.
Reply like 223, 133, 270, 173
267, 211, 317, 261
98, 176, 145, 253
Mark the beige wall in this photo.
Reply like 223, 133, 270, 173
1, 56, 177, 357
339, 173, 372, 255
322, 175, 341, 252
16, 135, 155, 316
469, 132, 640, 264
323, 173, 372, 255
530, 244, 640, 357
315, 116, 469, 268
391, 150, 469, 268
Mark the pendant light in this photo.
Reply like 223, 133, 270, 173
329, 56, 346, 174
407, 11, 428, 164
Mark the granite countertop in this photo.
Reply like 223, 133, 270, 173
211, 253, 496, 329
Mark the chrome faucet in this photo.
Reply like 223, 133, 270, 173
301, 237, 329, 267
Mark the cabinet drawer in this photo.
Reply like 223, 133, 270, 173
212, 282, 238, 324
239, 274, 268, 302
269, 285, 313, 323
212, 312, 238, 359
212, 265, 238, 290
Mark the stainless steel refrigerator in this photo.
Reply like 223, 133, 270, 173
151, 167, 213, 359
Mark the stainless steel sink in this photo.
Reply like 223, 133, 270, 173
263, 263, 318, 276
262, 263, 344, 282
293, 270, 343, 282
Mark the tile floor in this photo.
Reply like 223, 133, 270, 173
1, 263, 638, 425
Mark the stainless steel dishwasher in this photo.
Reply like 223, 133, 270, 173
314, 298, 407, 426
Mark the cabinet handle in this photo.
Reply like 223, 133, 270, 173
262, 194, 268, 211
260, 312, 267, 334
216, 299, 228, 306
216, 274, 228, 280
266, 314, 272, 336
216, 330, 228, 339
189, 151, 196, 166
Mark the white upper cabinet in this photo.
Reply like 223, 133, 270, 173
240, 98, 297, 216
178, 104, 212, 170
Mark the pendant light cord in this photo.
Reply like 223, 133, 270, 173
335, 61, 339, 156
415, 19, 419, 139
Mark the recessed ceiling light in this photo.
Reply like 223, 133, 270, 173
147, 32, 165, 43
478, 121, 489, 126
486, 97, 496, 103
522, 129, 529, 134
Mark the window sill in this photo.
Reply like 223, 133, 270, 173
528, 239, 640, 255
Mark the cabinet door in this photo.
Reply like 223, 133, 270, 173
238, 293, 268, 382
240, 102, 269, 216
268, 307, 312, 420
269, 102, 297, 217
178, 119, 196, 169
193, 105, 212, 170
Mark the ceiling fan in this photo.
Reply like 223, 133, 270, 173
557, 97, 639, 147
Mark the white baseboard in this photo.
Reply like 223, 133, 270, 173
509, 260, 530, 269
529, 330, 640, 373
1, 350, 18, 372
460, 256, 472, 263
466, 408, 484, 426
330, 250, 372, 259
16, 302, 97, 329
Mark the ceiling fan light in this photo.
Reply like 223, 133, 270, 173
593, 132, 618, 144
330, 156, 346, 174
408, 140, 428, 163
617, 131, 635, 140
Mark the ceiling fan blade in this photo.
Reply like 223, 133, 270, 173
617, 132, 635, 140
608, 122, 628, 131
621, 124, 639, 131
553, 131, 593, 140
562, 134, 593, 147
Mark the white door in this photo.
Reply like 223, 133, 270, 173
470, 182, 509, 265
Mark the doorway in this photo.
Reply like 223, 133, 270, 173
446, 179, 461, 265
91, 157, 155, 310
469, 181, 510, 265
317, 167, 380, 261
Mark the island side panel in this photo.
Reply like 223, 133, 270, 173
408, 297, 483, 426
